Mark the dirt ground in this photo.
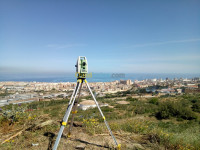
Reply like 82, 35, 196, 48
0, 123, 161, 150
116, 101, 130, 105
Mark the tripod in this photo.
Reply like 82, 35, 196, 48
53, 78, 120, 150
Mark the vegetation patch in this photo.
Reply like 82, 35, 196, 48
155, 101, 197, 120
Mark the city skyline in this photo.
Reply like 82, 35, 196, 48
1, 0, 200, 74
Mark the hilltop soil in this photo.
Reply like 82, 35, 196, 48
0, 116, 162, 150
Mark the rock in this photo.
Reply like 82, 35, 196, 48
75, 143, 86, 150
73, 121, 83, 127
32, 143, 39, 146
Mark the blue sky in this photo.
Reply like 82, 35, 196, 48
0, 0, 200, 74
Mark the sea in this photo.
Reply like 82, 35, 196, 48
0, 73, 199, 83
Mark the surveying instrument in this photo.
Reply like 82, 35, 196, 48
53, 56, 120, 150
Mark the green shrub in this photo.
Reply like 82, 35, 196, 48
100, 106, 114, 112
149, 98, 159, 105
104, 94, 116, 98
132, 101, 158, 114
134, 106, 146, 114
0, 105, 28, 124
192, 102, 200, 113
155, 101, 197, 120
115, 104, 129, 110
126, 96, 137, 102
190, 99, 198, 103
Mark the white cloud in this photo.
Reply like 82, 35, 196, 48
124, 54, 200, 63
125, 38, 200, 48
119, 63, 200, 74
46, 44, 87, 49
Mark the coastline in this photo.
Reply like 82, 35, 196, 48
0, 73, 200, 83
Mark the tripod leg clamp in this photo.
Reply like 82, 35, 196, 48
117, 144, 121, 150
72, 110, 77, 114
103, 116, 106, 120
62, 122, 67, 126
67, 132, 71, 138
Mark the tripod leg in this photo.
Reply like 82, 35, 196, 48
68, 82, 83, 137
69, 82, 79, 105
62, 82, 79, 125
62, 82, 79, 118
85, 80, 120, 149
53, 80, 82, 150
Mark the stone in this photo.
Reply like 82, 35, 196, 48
75, 143, 86, 150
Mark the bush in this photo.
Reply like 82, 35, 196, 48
139, 88, 147, 93
149, 98, 159, 105
100, 106, 114, 112
115, 104, 129, 110
134, 102, 157, 114
0, 105, 28, 124
104, 94, 116, 98
126, 96, 137, 102
134, 106, 146, 114
155, 101, 197, 120
192, 102, 200, 113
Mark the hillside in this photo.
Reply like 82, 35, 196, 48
0, 93, 200, 150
